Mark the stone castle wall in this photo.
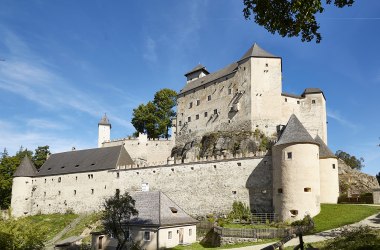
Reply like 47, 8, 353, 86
18, 156, 273, 217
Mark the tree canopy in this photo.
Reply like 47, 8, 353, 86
32, 145, 50, 169
335, 150, 364, 170
131, 88, 177, 139
376, 172, 380, 186
102, 192, 139, 250
243, 0, 355, 43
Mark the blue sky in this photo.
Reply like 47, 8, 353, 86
0, 1, 379, 176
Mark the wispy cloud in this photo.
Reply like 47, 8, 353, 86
327, 108, 358, 129
26, 118, 68, 130
143, 36, 157, 63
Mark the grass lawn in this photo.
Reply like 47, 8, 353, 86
312, 204, 380, 233
18, 213, 79, 240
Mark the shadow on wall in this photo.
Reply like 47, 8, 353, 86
245, 156, 273, 213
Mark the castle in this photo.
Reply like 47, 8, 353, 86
11, 43, 339, 222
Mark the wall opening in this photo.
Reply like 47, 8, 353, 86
304, 187, 311, 192
332, 164, 336, 169
290, 210, 298, 217
278, 188, 283, 194
287, 152, 292, 159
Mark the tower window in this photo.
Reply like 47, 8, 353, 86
278, 188, 283, 194
304, 187, 311, 192
74, 190, 76, 195
332, 164, 336, 169
58, 177, 61, 183
297, 101, 300, 104
290, 210, 298, 217
312, 100, 316, 104
91, 189, 94, 194
196, 114, 199, 120
117, 172, 120, 178
208, 95, 211, 101
287, 152, 292, 159
285, 98, 287, 102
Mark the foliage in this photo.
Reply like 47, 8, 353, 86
61, 212, 103, 240
32, 145, 50, 169
323, 226, 380, 250
335, 149, 364, 170
131, 88, 177, 139
290, 214, 314, 229
168, 239, 278, 249
228, 201, 251, 222
242, 0, 354, 43
312, 204, 380, 233
0, 217, 47, 250
102, 192, 139, 250
376, 171, 380, 185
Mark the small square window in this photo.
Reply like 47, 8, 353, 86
332, 164, 336, 169
58, 191, 61, 195
144, 231, 151, 241
278, 188, 283, 194
188, 117, 191, 122
312, 100, 316, 104
304, 187, 311, 192
287, 152, 292, 159
204, 112, 208, 117
196, 100, 200, 106
168, 231, 172, 239
297, 101, 300, 104
196, 114, 199, 120
208, 95, 211, 101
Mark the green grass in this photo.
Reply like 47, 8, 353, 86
18, 213, 79, 240
312, 204, 380, 233
60, 212, 103, 241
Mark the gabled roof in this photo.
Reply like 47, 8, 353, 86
238, 43, 279, 61
37, 146, 133, 176
184, 64, 210, 76
301, 88, 326, 100
98, 113, 111, 127
275, 114, 318, 147
14, 156, 37, 177
129, 191, 198, 226
179, 62, 238, 94
314, 135, 336, 159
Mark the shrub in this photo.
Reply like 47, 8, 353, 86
228, 201, 251, 222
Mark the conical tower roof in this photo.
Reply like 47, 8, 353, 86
98, 113, 111, 127
14, 156, 37, 177
239, 43, 279, 61
275, 114, 318, 147
314, 135, 336, 159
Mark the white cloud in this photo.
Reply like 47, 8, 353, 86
143, 36, 158, 63
327, 108, 357, 130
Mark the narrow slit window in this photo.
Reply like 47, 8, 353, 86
304, 187, 311, 192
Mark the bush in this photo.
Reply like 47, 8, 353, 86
228, 201, 251, 222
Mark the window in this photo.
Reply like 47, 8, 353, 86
116, 189, 120, 196
168, 231, 172, 239
290, 210, 298, 217
44, 192, 46, 197
117, 172, 120, 178
189, 229, 192, 236
91, 189, 94, 194
196, 99, 200, 106
278, 188, 283, 194
208, 95, 211, 101
144, 231, 151, 241
312, 100, 316, 104
228, 88, 232, 95
204, 112, 208, 117
188, 117, 191, 122
196, 114, 199, 120
285, 98, 287, 102
237, 162, 241, 166
58, 191, 61, 195
332, 164, 336, 169
304, 187, 311, 192
232, 191, 237, 194
58, 177, 61, 183
189, 102, 193, 109
265, 63, 268, 67
178, 121, 182, 126
75, 176, 78, 181
74, 190, 76, 195
297, 101, 300, 104
45, 179, 46, 183
287, 152, 292, 159
214, 109, 218, 115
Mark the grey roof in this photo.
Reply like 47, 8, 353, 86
184, 64, 210, 76
314, 135, 336, 159
275, 114, 318, 147
239, 43, 279, 61
14, 156, 37, 177
129, 191, 198, 226
98, 113, 111, 127
37, 146, 133, 176
301, 88, 326, 100
281, 92, 302, 99
180, 62, 238, 94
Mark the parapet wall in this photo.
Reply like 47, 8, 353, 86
20, 156, 273, 217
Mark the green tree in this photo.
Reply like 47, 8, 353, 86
335, 150, 364, 170
376, 172, 380, 186
243, 0, 355, 43
32, 145, 50, 169
102, 192, 139, 250
131, 88, 177, 139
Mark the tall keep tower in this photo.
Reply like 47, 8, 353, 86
98, 114, 111, 147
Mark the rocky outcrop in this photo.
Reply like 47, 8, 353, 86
338, 159, 380, 195
171, 130, 275, 161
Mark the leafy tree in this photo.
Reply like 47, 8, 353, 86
376, 172, 380, 186
335, 150, 364, 170
243, 0, 355, 43
131, 88, 177, 139
102, 192, 139, 250
32, 145, 50, 169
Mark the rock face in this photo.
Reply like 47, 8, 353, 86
338, 159, 380, 195
171, 130, 274, 161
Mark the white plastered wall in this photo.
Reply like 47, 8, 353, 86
319, 158, 339, 203
272, 143, 321, 221
11, 177, 33, 217
158, 225, 196, 249
98, 124, 111, 148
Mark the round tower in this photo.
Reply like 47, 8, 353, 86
272, 114, 321, 221
11, 156, 37, 217
315, 135, 339, 203
98, 113, 111, 148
